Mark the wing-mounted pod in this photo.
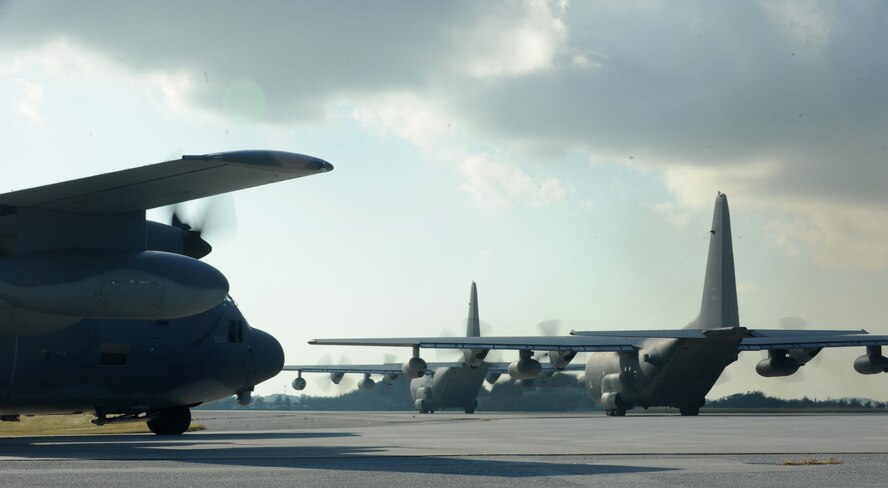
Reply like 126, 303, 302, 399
854, 346, 888, 374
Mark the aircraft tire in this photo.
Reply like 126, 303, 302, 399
605, 409, 626, 417
679, 407, 699, 416
147, 406, 192, 435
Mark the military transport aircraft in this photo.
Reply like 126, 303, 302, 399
285, 282, 582, 413
310, 193, 888, 416
0, 150, 331, 433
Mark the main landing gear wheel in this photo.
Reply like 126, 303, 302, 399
605, 409, 626, 417
464, 400, 478, 414
679, 406, 700, 416
147, 406, 192, 435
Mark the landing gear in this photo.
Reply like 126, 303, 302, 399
147, 406, 192, 435
679, 406, 700, 416
464, 400, 478, 414
605, 408, 626, 417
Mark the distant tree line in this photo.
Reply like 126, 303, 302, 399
197, 376, 888, 412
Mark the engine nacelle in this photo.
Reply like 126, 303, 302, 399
382, 373, 399, 385
0, 249, 229, 335
357, 374, 376, 391
508, 358, 542, 380
330, 372, 345, 384
485, 372, 502, 384
755, 350, 801, 377
463, 348, 489, 368
854, 346, 888, 375
547, 350, 577, 370
291, 377, 307, 391
401, 357, 428, 378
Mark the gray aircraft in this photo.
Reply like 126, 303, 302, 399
0, 150, 332, 433
310, 193, 888, 416
286, 282, 582, 413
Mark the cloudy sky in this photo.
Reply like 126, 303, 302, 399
1, 1, 887, 400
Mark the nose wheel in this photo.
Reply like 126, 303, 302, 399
147, 406, 192, 435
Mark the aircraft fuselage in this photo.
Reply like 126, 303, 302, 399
585, 336, 741, 414
409, 364, 490, 413
0, 296, 283, 417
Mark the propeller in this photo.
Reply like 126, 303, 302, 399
315, 354, 355, 394
169, 195, 237, 259
536, 319, 564, 337
773, 317, 818, 384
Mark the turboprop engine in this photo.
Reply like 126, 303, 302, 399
463, 348, 489, 368
357, 373, 376, 391
0, 249, 229, 335
755, 349, 801, 377
854, 346, 888, 374
508, 350, 542, 380
547, 350, 577, 370
291, 377, 307, 391
401, 356, 428, 378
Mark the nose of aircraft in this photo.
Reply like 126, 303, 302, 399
244, 328, 285, 388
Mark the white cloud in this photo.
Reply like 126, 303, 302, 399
458, 154, 567, 209
760, 0, 834, 48
767, 203, 888, 270
16, 79, 44, 124
455, 0, 569, 78
354, 93, 567, 209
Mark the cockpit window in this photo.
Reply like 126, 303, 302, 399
227, 320, 245, 344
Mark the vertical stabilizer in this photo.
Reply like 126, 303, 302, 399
467, 282, 480, 337
687, 193, 739, 330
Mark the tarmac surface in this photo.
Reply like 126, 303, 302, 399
0, 410, 887, 486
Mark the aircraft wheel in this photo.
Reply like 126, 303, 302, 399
464, 408, 475, 414
147, 406, 192, 435
679, 407, 700, 416
464, 400, 477, 414
605, 409, 626, 417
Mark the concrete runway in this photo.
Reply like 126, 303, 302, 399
0, 411, 886, 486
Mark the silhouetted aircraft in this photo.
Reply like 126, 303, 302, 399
310, 193, 888, 416
285, 282, 581, 413
0, 150, 332, 433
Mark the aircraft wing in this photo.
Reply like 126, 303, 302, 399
0, 150, 333, 215
0, 150, 332, 255
738, 334, 888, 351
283, 364, 402, 375
311, 328, 887, 353
309, 336, 640, 352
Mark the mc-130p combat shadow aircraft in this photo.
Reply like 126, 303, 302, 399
310, 193, 888, 416
285, 282, 583, 414
0, 150, 332, 433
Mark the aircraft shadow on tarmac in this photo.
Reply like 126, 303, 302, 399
0, 432, 676, 477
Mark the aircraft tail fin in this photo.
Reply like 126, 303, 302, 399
687, 192, 739, 330
467, 282, 480, 337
